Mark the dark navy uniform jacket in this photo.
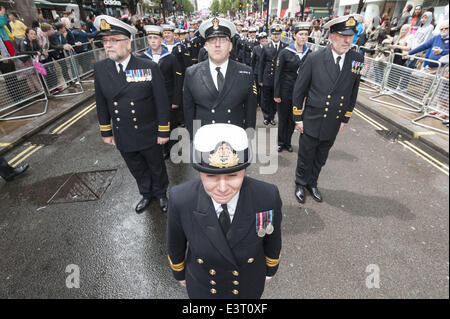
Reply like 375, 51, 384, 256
183, 59, 257, 136
167, 177, 282, 299
292, 47, 364, 141
94, 54, 170, 152
274, 43, 310, 100
258, 41, 287, 87
141, 47, 183, 106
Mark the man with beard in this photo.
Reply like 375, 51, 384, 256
292, 14, 364, 204
93, 16, 170, 213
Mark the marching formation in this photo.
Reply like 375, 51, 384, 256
90, 12, 364, 300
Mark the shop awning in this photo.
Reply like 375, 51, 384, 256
34, 0, 69, 8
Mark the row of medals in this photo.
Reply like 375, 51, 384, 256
258, 223, 274, 237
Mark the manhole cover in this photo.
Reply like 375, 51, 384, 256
47, 169, 117, 204
28, 134, 59, 146
376, 130, 408, 142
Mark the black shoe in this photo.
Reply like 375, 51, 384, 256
159, 197, 168, 213
295, 185, 306, 203
306, 186, 323, 202
4, 164, 29, 182
277, 145, 283, 152
263, 119, 269, 126
270, 120, 276, 126
135, 198, 151, 213
286, 145, 293, 152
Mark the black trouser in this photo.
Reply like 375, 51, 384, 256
254, 74, 262, 108
0, 156, 13, 179
295, 133, 335, 188
277, 97, 295, 147
120, 144, 169, 199
261, 86, 276, 121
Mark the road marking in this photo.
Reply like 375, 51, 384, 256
56, 104, 96, 134
0, 143, 11, 147
413, 131, 436, 139
51, 102, 96, 134
8, 145, 37, 166
6, 102, 96, 166
354, 109, 388, 130
398, 141, 449, 176
12, 145, 43, 167
354, 109, 449, 176
402, 140, 449, 170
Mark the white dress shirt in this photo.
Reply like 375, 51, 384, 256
211, 191, 240, 222
152, 54, 161, 64
331, 50, 346, 71
115, 54, 131, 73
209, 58, 229, 91
272, 41, 280, 51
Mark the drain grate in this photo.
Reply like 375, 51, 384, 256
47, 169, 117, 204
376, 130, 408, 142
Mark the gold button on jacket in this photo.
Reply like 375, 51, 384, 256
197, 258, 204, 264
233, 280, 239, 285
210, 289, 217, 294
247, 258, 254, 263
232, 270, 239, 276
232, 289, 239, 295
209, 269, 216, 275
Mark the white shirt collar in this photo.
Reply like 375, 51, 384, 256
209, 58, 229, 90
331, 49, 346, 70
115, 54, 131, 73
211, 191, 240, 222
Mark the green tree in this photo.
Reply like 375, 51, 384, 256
211, 0, 220, 15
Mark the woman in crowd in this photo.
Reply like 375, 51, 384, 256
0, 5, 15, 56
16, 27, 42, 92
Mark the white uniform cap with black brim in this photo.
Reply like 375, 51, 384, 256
323, 14, 363, 36
94, 15, 137, 39
293, 22, 312, 33
144, 25, 163, 37
199, 17, 237, 40
270, 24, 283, 35
192, 124, 251, 174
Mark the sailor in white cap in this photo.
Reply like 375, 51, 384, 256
167, 124, 282, 299
161, 24, 178, 52
141, 25, 183, 159
258, 23, 287, 126
183, 17, 257, 137
251, 32, 268, 108
292, 14, 364, 204
93, 15, 171, 213
274, 22, 312, 153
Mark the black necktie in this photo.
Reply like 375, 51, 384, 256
219, 204, 231, 235
118, 63, 126, 81
216, 66, 224, 92
335, 56, 342, 74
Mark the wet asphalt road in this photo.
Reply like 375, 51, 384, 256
0, 98, 448, 299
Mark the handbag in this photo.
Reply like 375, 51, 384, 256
33, 59, 47, 76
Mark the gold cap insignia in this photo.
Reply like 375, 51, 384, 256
209, 143, 239, 168
275, 26, 281, 31
345, 17, 356, 27
212, 18, 219, 30
100, 19, 111, 31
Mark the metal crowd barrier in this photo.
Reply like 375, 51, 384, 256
368, 53, 441, 113
0, 65, 48, 121
412, 76, 449, 135
0, 36, 150, 121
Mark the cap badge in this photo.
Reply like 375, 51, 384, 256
100, 19, 111, 31
209, 143, 239, 168
275, 26, 281, 31
345, 17, 356, 27
212, 18, 220, 30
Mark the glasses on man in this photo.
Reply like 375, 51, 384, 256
440, 27, 449, 31
206, 37, 230, 44
101, 38, 129, 45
